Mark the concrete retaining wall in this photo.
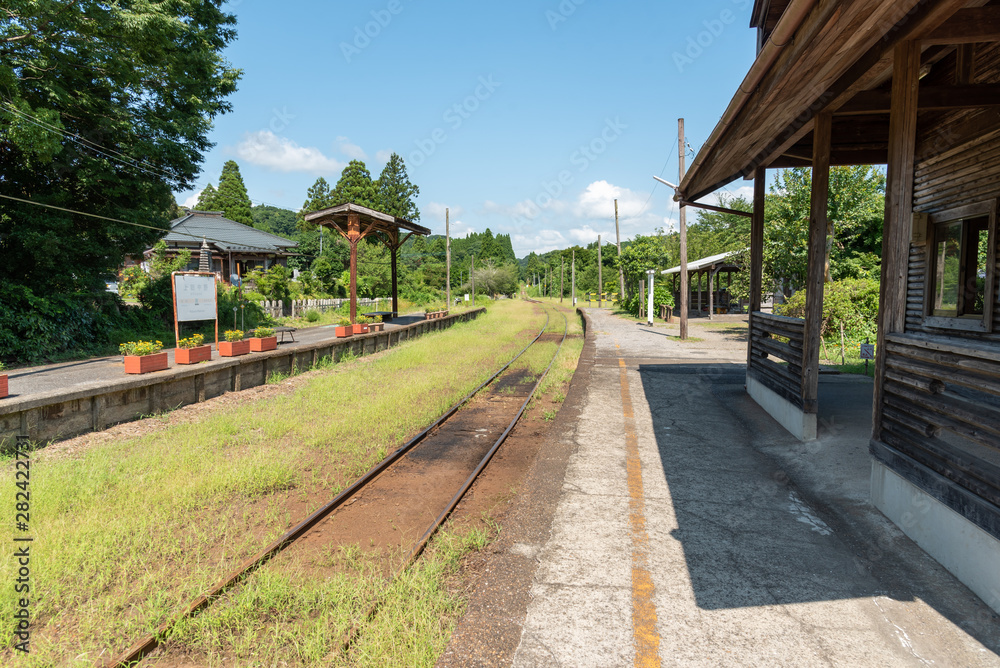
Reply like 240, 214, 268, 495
0, 309, 484, 447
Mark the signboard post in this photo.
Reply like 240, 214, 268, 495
171, 272, 219, 347
860, 340, 875, 376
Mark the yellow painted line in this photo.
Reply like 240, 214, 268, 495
618, 356, 661, 667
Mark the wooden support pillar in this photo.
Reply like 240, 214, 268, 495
803, 111, 832, 415
347, 213, 360, 324
874, 41, 921, 439
709, 267, 715, 320
697, 271, 702, 315
390, 238, 399, 317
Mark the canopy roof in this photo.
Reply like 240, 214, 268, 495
303, 202, 431, 237
661, 249, 741, 275
680, 0, 991, 202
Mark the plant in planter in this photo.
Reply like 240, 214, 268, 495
120, 340, 169, 374
219, 329, 250, 357
175, 333, 212, 365
249, 326, 278, 352
335, 317, 353, 338
0, 362, 7, 399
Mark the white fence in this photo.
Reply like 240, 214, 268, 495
259, 297, 391, 319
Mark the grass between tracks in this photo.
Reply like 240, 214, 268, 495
0, 299, 579, 666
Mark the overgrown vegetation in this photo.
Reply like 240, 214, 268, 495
0, 300, 567, 664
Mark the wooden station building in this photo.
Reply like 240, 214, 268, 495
679, 0, 1000, 613
304, 203, 431, 323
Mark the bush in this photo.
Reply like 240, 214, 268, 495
304, 309, 321, 323
776, 278, 879, 339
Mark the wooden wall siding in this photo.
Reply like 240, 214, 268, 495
913, 126, 1000, 213
878, 332, 1000, 513
747, 312, 808, 411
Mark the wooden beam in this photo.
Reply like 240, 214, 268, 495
874, 41, 921, 441
922, 7, 1000, 45
838, 84, 1000, 115
748, 166, 766, 332
956, 44, 975, 85
802, 111, 831, 417
677, 199, 753, 218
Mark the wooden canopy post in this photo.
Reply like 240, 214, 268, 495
347, 212, 360, 324
803, 111, 832, 417
748, 166, 766, 366
873, 41, 921, 439
679, 118, 689, 339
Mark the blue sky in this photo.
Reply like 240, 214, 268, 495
175, 0, 759, 258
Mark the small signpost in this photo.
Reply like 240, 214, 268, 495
860, 340, 875, 376
171, 272, 219, 348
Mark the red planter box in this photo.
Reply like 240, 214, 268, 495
219, 340, 250, 357
249, 336, 277, 352
124, 352, 169, 375
352, 323, 370, 335
0, 375, 7, 399
175, 344, 212, 365
335, 326, 353, 338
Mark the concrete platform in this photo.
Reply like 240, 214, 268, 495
442, 308, 1000, 667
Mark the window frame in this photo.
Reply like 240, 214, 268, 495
923, 199, 998, 333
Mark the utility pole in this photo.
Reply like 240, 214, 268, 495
598, 235, 603, 308
560, 256, 564, 303
445, 208, 451, 308
615, 199, 624, 302
679, 117, 689, 340
471, 254, 475, 304
571, 250, 576, 306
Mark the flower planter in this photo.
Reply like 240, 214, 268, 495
0, 374, 7, 399
175, 344, 212, 365
352, 323, 370, 335
249, 336, 277, 352
335, 326, 354, 338
369, 322, 384, 332
218, 340, 250, 357
124, 352, 169, 375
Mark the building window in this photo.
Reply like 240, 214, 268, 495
925, 201, 997, 332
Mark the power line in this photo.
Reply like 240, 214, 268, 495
0, 193, 273, 249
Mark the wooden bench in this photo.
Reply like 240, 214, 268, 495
274, 326, 296, 343
367, 311, 395, 323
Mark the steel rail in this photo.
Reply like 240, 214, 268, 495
338, 300, 569, 654
107, 308, 552, 668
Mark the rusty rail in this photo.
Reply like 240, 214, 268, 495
107, 306, 553, 668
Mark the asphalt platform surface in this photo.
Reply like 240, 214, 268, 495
2, 313, 428, 401
440, 308, 1000, 667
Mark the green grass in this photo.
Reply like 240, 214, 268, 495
0, 300, 548, 665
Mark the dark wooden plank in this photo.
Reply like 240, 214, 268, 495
922, 7, 1000, 45
885, 331, 1000, 363
885, 379, 1000, 439
839, 84, 1000, 115
802, 111, 831, 417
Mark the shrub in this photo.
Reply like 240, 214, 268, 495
776, 278, 880, 339
177, 334, 205, 349
304, 309, 321, 323
224, 329, 244, 342
252, 327, 275, 338
119, 340, 164, 356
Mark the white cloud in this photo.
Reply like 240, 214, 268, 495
181, 190, 202, 209
575, 180, 647, 220
234, 130, 345, 174
375, 149, 394, 163
425, 202, 464, 222
568, 225, 612, 245
512, 229, 567, 256
336, 136, 368, 160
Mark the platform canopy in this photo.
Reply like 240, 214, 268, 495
678, 0, 995, 203
304, 202, 431, 322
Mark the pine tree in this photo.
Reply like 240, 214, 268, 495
375, 153, 420, 220
214, 160, 253, 225
332, 160, 378, 209
196, 183, 219, 210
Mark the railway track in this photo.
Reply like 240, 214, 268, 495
109, 299, 569, 667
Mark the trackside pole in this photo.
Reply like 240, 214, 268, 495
647, 269, 655, 325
